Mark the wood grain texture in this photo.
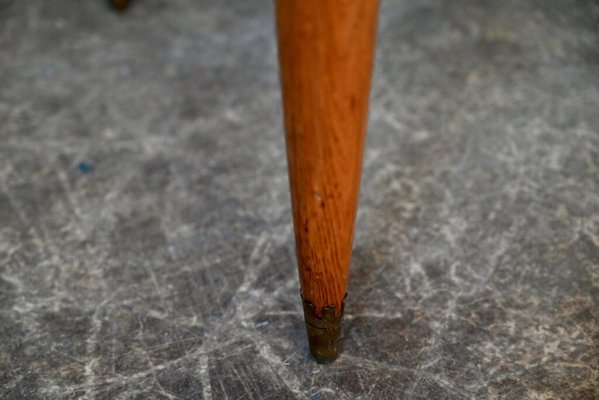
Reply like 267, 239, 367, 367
276, 0, 379, 316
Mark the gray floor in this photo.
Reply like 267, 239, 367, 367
1, 0, 598, 399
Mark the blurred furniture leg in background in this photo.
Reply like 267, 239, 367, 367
110, 0, 130, 12
275, 0, 379, 363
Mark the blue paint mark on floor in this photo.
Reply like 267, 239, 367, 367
77, 162, 94, 174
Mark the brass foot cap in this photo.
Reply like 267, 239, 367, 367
302, 295, 346, 364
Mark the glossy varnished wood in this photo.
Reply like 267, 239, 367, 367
276, 0, 379, 317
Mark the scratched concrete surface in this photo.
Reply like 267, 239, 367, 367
1, 0, 598, 399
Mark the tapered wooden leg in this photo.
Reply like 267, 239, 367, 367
275, 0, 379, 362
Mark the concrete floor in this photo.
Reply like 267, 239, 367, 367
1, 0, 598, 399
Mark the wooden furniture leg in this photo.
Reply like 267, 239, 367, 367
110, 0, 130, 12
275, 0, 379, 363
